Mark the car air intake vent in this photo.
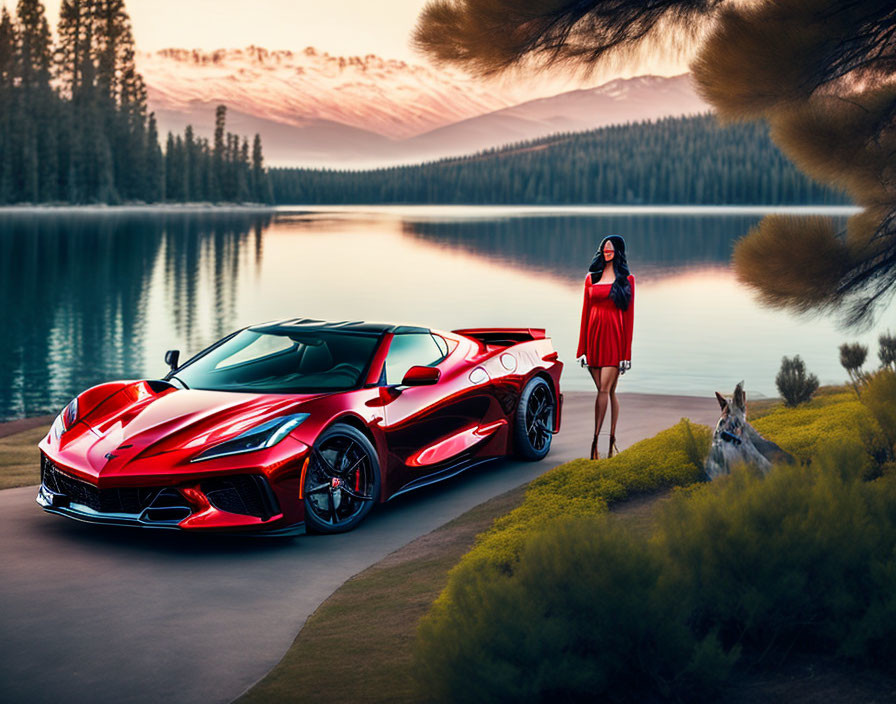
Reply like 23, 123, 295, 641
145, 379, 177, 393
200, 475, 279, 520
142, 489, 193, 523
113, 487, 159, 514
42, 455, 101, 511
41, 454, 161, 515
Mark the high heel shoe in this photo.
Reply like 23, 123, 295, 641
608, 434, 619, 458
590, 436, 600, 460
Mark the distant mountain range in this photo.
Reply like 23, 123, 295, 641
139, 47, 710, 167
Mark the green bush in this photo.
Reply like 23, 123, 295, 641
415, 518, 737, 703
775, 354, 819, 406
457, 419, 711, 574
653, 452, 896, 669
839, 341, 868, 390
862, 369, 896, 445
860, 368, 896, 473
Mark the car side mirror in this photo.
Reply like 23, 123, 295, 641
401, 365, 440, 386
164, 349, 180, 371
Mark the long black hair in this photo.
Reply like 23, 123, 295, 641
588, 235, 632, 311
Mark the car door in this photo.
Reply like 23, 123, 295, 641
379, 332, 492, 493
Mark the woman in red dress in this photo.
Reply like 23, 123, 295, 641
576, 235, 634, 460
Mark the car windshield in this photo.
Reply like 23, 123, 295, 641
175, 328, 381, 393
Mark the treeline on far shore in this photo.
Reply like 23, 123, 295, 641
0, 0, 272, 206
269, 114, 851, 206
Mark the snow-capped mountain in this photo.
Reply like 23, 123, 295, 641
140, 47, 524, 139
139, 47, 710, 167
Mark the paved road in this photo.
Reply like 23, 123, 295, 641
0, 392, 720, 704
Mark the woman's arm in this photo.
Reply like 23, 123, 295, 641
576, 275, 590, 359
623, 275, 635, 361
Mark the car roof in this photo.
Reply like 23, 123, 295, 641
249, 318, 429, 335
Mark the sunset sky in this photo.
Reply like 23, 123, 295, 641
29, 0, 689, 80
39, 0, 430, 59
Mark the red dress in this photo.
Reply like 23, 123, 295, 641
576, 273, 635, 367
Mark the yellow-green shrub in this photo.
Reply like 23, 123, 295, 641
751, 388, 883, 466
458, 419, 711, 574
862, 368, 896, 452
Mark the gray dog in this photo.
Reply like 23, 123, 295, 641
704, 382, 795, 480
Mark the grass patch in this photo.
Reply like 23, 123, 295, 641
750, 387, 882, 465
458, 418, 711, 574
0, 425, 48, 490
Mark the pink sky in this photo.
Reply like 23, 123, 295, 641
27, 0, 689, 82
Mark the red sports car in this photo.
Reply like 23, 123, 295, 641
37, 319, 563, 534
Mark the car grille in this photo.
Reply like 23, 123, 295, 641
200, 475, 279, 520
41, 455, 159, 515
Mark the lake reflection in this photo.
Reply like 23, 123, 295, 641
0, 205, 887, 421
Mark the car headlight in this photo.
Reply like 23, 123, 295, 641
50, 398, 79, 440
191, 413, 310, 462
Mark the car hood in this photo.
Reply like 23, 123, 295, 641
51, 384, 327, 479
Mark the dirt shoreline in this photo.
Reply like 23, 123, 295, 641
0, 415, 54, 439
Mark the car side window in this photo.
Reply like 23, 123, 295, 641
432, 333, 450, 358
384, 333, 445, 384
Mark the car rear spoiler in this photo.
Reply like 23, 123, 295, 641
452, 327, 547, 345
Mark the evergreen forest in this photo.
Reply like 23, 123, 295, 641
270, 115, 851, 206
0, 0, 271, 205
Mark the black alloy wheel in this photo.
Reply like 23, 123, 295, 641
513, 377, 554, 460
303, 423, 381, 534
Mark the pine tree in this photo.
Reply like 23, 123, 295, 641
164, 131, 176, 200
211, 104, 226, 201
198, 136, 212, 201
223, 131, 237, 200
57, 0, 97, 200
14, 0, 56, 202
93, 0, 146, 200
0, 9, 17, 203
184, 124, 198, 201
145, 112, 163, 202
56, 0, 92, 99
251, 133, 271, 203
237, 136, 250, 202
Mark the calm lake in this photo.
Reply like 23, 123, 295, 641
0, 204, 888, 421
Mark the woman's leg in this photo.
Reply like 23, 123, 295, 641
589, 366, 610, 440
607, 366, 621, 437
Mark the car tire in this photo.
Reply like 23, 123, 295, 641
513, 377, 554, 460
303, 423, 381, 534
